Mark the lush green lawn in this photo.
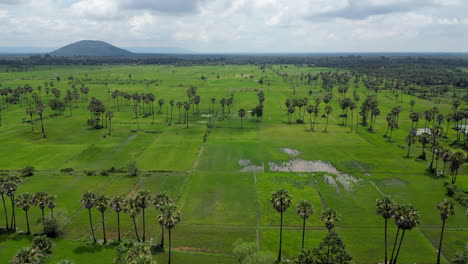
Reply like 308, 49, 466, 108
0, 64, 466, 263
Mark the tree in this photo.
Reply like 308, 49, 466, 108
419, 132, 431, 160
288, 106, 295, 124
436, 199, 455, 264
450, 151, 466, 184
390, 204, 420, 264
114, 241, 156, 264
133, 105, 140, 131
295, 231, 352, 264
124, 198, 141, 242
4, 180, 18, 231
296, 200, 314, 249
33, 191, 48, 221
320, 208, 341, 232
406, 129, 417, 157
158, 98, 165, 114
32, 235, 55, 254
184, 102, 190, 128
46, 194, 56, 218
95, 194, 109, 244
106, 111, 114, 135
0, 178, 9, 229
110, 196, 124, 242
15, 193, 33, 234
169, 100, 175, 125
80, 191, 97, 244
409, 100, 416, 112
238, 109, 246, 128
26, 107, 34, 132
10, 247, 44, 264
270, 189, 293, 262
154, 192, 172, 248
36, 105, 47, 138
324, 105, 332, 132
161, 204, 181, 264
135, 190, 151, 242
376, 195, 396, 264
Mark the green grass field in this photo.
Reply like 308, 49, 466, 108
0, 64, 466, 263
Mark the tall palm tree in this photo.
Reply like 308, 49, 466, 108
406, 129, 417, 158
296, 200, 314, 249
80, 191, 97, 244
376, 195, 397, 264
124, 198, 141, 242
110, 196, 124, 242
161, 204, 180, 264
46, 194, 56, 218
106, 111, 113, 135
135, 190, 152, 242
0, 178, 9, 229
33, 192, 48, 221
270, 189, 293, 262
324, 105, 332, 132
436, 199, 455, 264
238, 109, 246, 128
391, 204, 420, 264
4, 181, 18, 230
153, 192, 172, 247
450, 151, 466, 184
320, 208, 341, 232
95, 194, 109, 244
15, 193, 33, 234
210, 98, 216, 127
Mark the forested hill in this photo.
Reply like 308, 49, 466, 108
49, 40, 134, 57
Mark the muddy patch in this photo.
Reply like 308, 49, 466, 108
280, 148, 301, 157
269, 159, 362, 191
200, 114, 212, 118
239, 159, 264, 173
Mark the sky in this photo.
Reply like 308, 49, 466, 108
0, 0, 467, 53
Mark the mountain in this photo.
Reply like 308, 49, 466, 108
50, 40, 133, 57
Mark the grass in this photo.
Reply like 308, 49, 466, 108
0, 64, 466, 263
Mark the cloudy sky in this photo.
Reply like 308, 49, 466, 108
0, 0, 467, 53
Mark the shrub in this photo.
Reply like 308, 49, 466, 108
85, 170, 96, 176
32, 235, 55, 254
100, 171, 109, 176
127, 161, 138, 176
20, 166, 35, 177
60, 168, 74, 174
43, 217, 60, 238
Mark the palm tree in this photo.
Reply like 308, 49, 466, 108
320, 208, 341, 232
161, 204, 181, 264
376, 195, 397, 264
296, 200, 314, 249
169, 100, 175, 125
324, 105, 332, 132
95, 194, 109, 244
106, 111, 113, 135
270, 189, 293, 262
450, 151, 466, 184
406, 129, 417, 157
46, 194, 56, 218
33, 192, 48, 221
391, 204, 420, 264
238, 109, 246, 128
15, 193, 33, 234
124, 198, 141, 242
10, 247, 44, 264
154, 192, 172, 247
110, 196, 124, 242
4, 181, 18, 231
80, 191, 97, 243
210, 98, 216, 127
135, 190, 152, 242
436, 199, 455, 264
133, 105, 140, 131
184, 102, 190, 128
0, 178, 9, 229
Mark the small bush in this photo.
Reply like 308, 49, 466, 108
100, 171, 109, 176
85, 170, 96, 176
43, 217, 60, 238
127, 161, 138, 176
21, 166, 35, 177
60, 168, 74, 174
32, 235, 55, 254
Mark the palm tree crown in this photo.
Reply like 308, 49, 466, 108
320, 208, 341, 231
270, 189, 293, 213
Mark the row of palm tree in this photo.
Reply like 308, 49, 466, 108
80, 190, 180, 264
270, 189, 341, 263
376, 196, 455, 264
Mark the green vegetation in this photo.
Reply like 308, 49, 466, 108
0, 62, 466, 263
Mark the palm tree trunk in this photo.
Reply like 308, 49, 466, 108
1, 193, 8, 229
278, 211, 283, 262
101, 212, 107, 244
132, 217, 140, 242
117, 212, 121, 242
384, 218, 388, 264
301, 217, 306, 250
142, 208, 146, 242
40, 115, 46, 138
393, 230, 406, 264
389, 228, 400, 263
160, 224, 165, 247
436, 219, 446, 264
325, 116, 329, 132
88, 208, 97, 243
25, 210, 30, 234
168, 228, 172, 264
10, 195, 15, 230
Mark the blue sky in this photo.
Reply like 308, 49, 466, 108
0, 0, 467, 52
